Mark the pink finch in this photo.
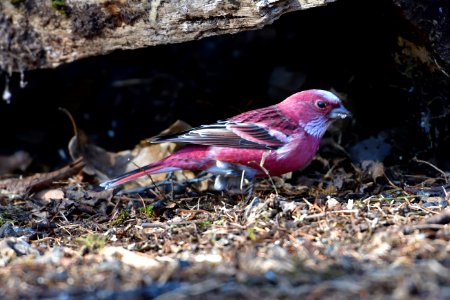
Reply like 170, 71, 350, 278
100, 89, 351, 190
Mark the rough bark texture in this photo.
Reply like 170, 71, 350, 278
0, 0, 336, 72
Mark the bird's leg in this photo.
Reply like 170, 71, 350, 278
259, 151, 278, 197
211, 162, 258, 199
169, 175, 175, 202
243, 174, 256, 202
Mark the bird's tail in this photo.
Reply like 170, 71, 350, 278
99, 162, 179, 190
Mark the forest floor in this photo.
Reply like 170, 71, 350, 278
1, 138, 449, 299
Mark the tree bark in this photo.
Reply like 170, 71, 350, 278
0, 0, 335, 72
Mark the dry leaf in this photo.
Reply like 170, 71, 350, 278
0, 151, 32, 175
68, 119, 195, 188
360, 160, 385, 182
0, 158, 84, 196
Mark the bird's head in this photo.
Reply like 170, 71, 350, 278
277, 89, 351, 138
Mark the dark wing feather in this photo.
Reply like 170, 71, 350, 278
150, 121, 286, 150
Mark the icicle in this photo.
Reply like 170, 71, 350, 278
20, 68, 28, 88
2, 76, 11, 104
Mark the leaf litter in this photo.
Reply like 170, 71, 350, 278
0, 117, 450, 299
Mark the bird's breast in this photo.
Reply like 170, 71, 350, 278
208, 134, 320, 177
265, 134, 320, 175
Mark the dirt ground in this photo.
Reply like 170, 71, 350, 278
1, 144, 449, 299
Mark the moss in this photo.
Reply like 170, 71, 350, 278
51, 0, 70, 16
0, 212, 14, 226
198, 220, 212, 228
139, 205, 154, 218
111, 209, 129, 226
247, 227, 256, 241
76, 234, 107, 250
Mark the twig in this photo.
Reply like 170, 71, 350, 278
60, 211, 70, 223
141, 219, 212, 228
403, 223, 447, 234
298, 209, 359, 221
363, 195, 418, 202
259, 151, 278, 196
300, 212, 326, 220
384, 173, 403, 190
414, 157, 449, 183
130, 160, 172, 201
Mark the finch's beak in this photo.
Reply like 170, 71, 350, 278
329, 105, 351, 119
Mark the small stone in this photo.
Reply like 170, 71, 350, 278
326, 196, 339, 209
0, 223, 17, 238
34, 189, 65, 202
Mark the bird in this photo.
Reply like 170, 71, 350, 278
99, 89, 351, 190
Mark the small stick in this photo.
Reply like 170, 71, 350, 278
414, 157, 449, 183
259, 151, 278, 196
130, 160, 171, 201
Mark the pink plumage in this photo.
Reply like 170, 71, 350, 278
100, 89, 351, 190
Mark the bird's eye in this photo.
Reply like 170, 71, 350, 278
316, 101, 327, 109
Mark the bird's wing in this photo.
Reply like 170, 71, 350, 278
150, 121, 287, 150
